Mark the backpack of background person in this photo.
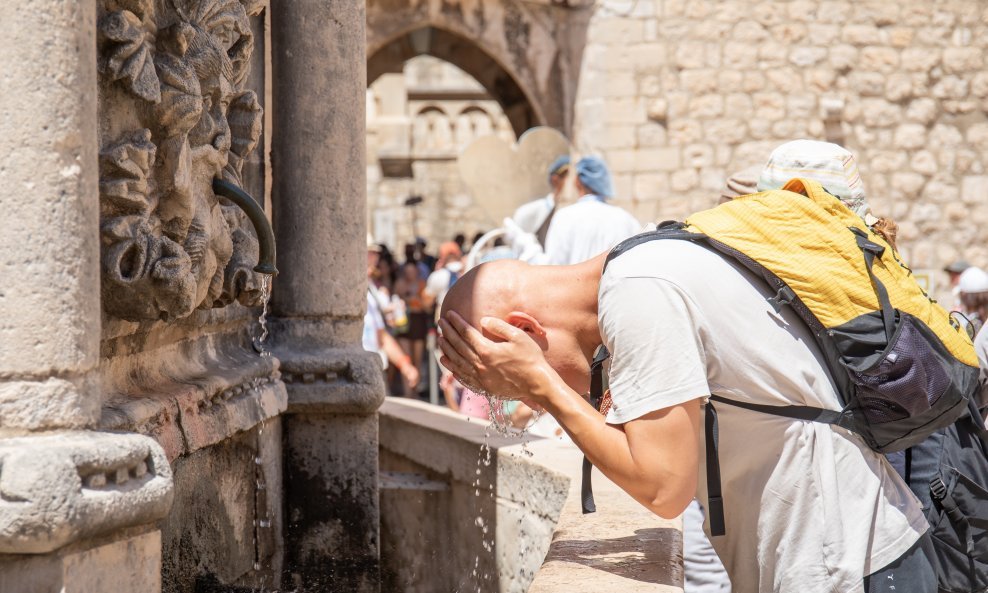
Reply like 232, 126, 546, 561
905, 400, 988, 593
583, 177, 988, 590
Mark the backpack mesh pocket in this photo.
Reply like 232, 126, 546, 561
853, 315, 951, 424
834, 312, 952, 425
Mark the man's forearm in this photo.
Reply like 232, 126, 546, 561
538, 377, 698, 518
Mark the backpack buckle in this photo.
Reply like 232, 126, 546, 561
767, 285, 797, 312
931, 477, 947, 501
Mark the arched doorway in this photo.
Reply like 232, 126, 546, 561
366, 53, 517, 251
368, 26, 542, 137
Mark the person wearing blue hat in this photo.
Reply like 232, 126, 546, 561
542, 156, 640, 265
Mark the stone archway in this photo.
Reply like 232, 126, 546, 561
366, 0, 592, 137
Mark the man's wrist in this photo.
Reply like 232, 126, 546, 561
530, 367, 575, 411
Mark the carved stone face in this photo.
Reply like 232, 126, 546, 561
97, 0, 266, 321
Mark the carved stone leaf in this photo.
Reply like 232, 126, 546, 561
154, 47, 203, 138
99, 10, 161, 103
99, 130, 156, 217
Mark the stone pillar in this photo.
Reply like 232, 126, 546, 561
269, 1, 384, 591
0, 2, 172, 587
0, 0, 101, 430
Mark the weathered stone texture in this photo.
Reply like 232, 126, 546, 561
0, 0, 101, 428
0, 530, 163, 593
575, 0, 988, 289
161, 419, 282, 593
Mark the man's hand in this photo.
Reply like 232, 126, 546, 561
438, 314, 699, 520
437, 311, 558, 404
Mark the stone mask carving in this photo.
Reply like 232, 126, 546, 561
98, 0, 266, 321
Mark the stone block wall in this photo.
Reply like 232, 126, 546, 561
576, 0, 988, 289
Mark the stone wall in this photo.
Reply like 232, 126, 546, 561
574, 0, 988, 295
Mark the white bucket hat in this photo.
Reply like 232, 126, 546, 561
757, 140, 871, 221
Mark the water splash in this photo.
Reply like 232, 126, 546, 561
252, 274, 272, 357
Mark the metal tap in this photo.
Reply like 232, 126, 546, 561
212, 178, 278, 276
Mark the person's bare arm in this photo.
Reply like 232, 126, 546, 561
380, 328, 419, 387
438, 312, 699, 518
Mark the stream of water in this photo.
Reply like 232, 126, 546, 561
252, 274, 272, 357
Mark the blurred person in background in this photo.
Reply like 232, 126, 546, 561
393, 261, 429, 397
543, 156, 640, 266
945, 260, 972, 313
424, 241, 465, 313
959, 266, 988, 336
403, 241, 432, 281
364, 235, 418, 394
514, 155, 570, 248
718, 165, 760, 204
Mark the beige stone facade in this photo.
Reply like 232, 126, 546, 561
367, 56, 516, 249
574, 0, 988, 296
366, 0, 988, 298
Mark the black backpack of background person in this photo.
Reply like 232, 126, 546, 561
905, 398, 988, 593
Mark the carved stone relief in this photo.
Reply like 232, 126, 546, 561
97, 0, 267, 321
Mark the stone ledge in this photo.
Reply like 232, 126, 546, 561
101, 368, 287, 462
278, 347, 385, 415
0, 431, 173, 554
379, 398, 682, 592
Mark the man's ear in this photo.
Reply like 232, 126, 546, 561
504, 311, 546, 338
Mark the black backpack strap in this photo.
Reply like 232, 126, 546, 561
581, 345, 610, 514
704, 394, 856, 537
705, 401, 726, 536
603, 223, 705, 272
535, 203, 556, 248
850, 227, 895, 342
707, 394, 854, 429
931, 475, 976, 555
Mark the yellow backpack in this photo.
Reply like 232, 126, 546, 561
589, 178, 980, 535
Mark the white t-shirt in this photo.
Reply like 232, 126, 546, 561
362, 290, 387, 369
598, 239, 927, 593
544, 195, 640, 265
424, 261, 464, 313
512, 194, 555, 235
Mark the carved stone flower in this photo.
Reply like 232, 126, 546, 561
98, 10, 161, 103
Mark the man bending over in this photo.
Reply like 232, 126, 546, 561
437, 239, 931, 592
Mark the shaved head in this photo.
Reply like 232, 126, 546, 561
439, 256, 606, 395
440, 260, 527, 329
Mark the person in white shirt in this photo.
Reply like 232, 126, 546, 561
363, 235, 419, 392
437, 240, 931, 593
543, 156, 640, 265
512, 155, 571, 247
423, 241, 465, 314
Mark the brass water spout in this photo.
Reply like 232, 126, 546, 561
212, 178, 278, 276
